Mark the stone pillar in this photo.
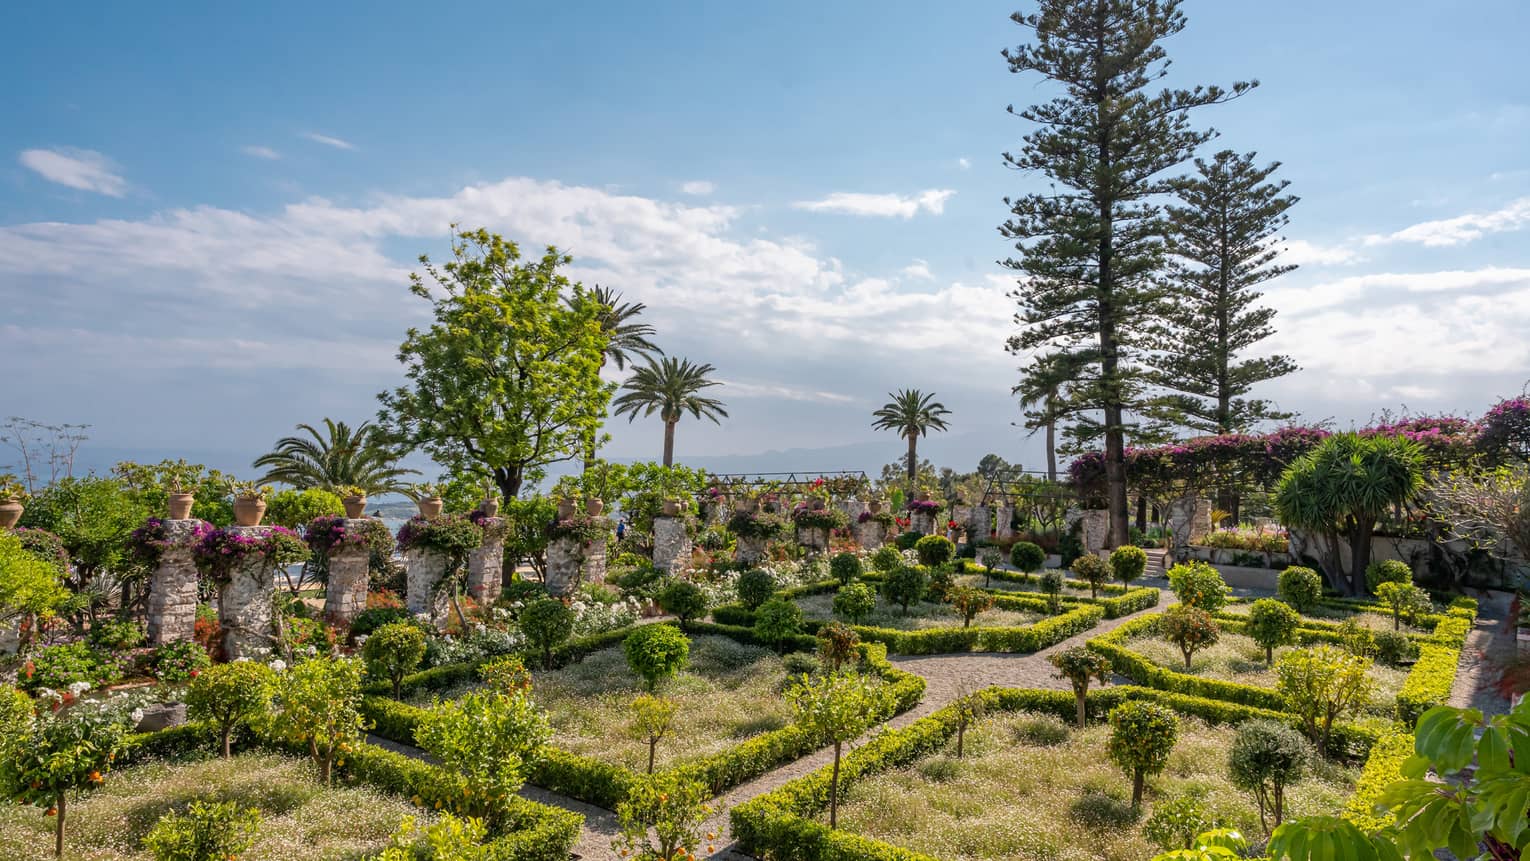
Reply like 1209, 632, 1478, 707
854, 519, 887, 550
910, 510, 936, 536
1167, 496, 1201, 560
1191, 499, 1213, 539
405, 547, 451, 625
706, 499, 729, 527
994, 504, 1015, 543
147, 519, 203, 645
843, 499, 868, 524
968, 505, 991, 546
323, 519, 372, 625
582, 536, 608, 586
951, 505, 970, 538
467, 518, 506, 605
653, 515, 692, 575
1079, 509, 1111, 554
797, 526, 829, 554
545, 537, 583, 597
219, 526, 276, 660
734, 535, 768, 566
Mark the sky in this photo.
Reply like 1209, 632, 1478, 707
3, 1, 1529, 482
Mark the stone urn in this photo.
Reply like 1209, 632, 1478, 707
868, 498, 884, 515
479, 496, 500, 518
586, 498, 605, 517
342, 494, 368, 519
0, 498, 22, 529
556, 497, 578, 520
167, 492, 196, 520
917, 490, 932, 502
737, 496, 758, 513
416, 497, 444, 520
809, 497, 826, 511
232, 495, 267, 527
661, 498, 682, 517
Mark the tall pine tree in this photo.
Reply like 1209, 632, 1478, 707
1001, 0, 1252, 547
1150, 150, 1299, 434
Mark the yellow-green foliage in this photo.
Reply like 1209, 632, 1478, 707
1341, 727, 1413, 834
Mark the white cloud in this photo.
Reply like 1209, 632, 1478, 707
1280, 239, 1362, 267
1364, 196, 1530, 247
957, 157, 971, 170
721, 381, 856, 404
301, 132, 356, 151
680, 180, 715, 196
18, 148, 127, 197
241, 145, 281, 160
901, 259, 933, 280
792, 189, 955, 218
1264, 266, 1530, 316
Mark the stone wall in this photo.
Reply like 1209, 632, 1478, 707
405, 547, 451, 627
218, 526, 277, 660
323, 520, 372, 626
854, 520, 887, 550
994, 504, 1015, 543
146, 519, 203, 645
467, 518, 506, 605
910, 510, 936, 536
652, 515, 692, 574
734, 535, 768, 566
797, 526, 828, 554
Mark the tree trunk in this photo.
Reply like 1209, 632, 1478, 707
54, 793, 65, 858
647, 739, 656, 774
1045, 421, 1057, 484
956, 720, 965, 758
1273, 783, 1284, 827
662, 420, 677, 467
1075, 692, 1087, 728
1183, 647, 1193, 669
1266, 644, 1273, 664
1349, 518, 1374, 597
1131, 769, 1144, 808
222, 725, 232, 758
905, 433, 918, 492
829, 741, 842, 828
1135, 496, 1147, 534
493, 465, 523, 502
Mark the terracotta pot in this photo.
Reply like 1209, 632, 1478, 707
586, 498, 605, 517
480, 497, 500, 518
917, 490, 932, 502
868, 499, 884, 514
738, 497, 758, 513
556, 497, 577, 519
0, 499, 22, 529
417, 497, 444, 520
342, 495, 368, 518
809, 498, 826, 511
661, 499, 681, 517
165, 492, 196, 520
232, 497, 267, 527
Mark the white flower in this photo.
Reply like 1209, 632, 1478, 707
67, 681, 91, 696
304, 645, 318, 657
232, 656, 250, 663
355, 635, 369, 647
130, 708, 144, 724
269, 659, 287, 672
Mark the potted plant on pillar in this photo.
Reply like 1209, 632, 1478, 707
0, 474, 28, 529
338, 485, 369, 518
227, 480, 271, 527
478, 479, 500, 518
411, 482, 444, 519
163, 461, 199, 520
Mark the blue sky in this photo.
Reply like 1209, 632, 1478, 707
3, 1, 1529, 480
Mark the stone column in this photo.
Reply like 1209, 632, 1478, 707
797, 526, 828, 554
910, 510, 936, 536
1167, 496, 1200, 561
854, 519, 887, 550
405, 547, 451, 625
544, 537, 583, 596
653, 515, 692, 575
968, 505, 991, 546
1191, 498, 1213, 538
582, 534, 609, 586
1080, 509, 1111, 555
734, 535, 768, 566
994, 504, 1015, 543
146, 519, 203, 645
323, 519, 371, 625
844, 499, 868, 524
467, 518, 506, 605
219, 526, 276, 660
706, 499, 729, 527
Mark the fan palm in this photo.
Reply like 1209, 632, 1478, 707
253, 419, 418, 494
612, 357, 728, 466
871, 390, 952, 491
1014, 351, 1090, 483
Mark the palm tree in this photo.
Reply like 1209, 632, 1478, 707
871, 390, 952, 491
253, 419, 418, 494
1014, 351, 1088, 483
612, 357, 728, 466
571, 286, 663, 469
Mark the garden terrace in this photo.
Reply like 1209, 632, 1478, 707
730, 685, 1368, 861
794, 591, 1046, 632
955, 561, 1162, 618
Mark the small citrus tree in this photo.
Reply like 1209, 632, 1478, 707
656, 580, 708, 630
948, 585, 995, 628
1106, 700, 1179, 809
914, 534, 955, 567
362, 621, 427, 698
1071, 553, 1110, 598
829, 552, 863, 585
521, 597, 575, 669
142, 800, 261, 861
1, 706, 125, 857
623, 624, 691, 691
612, 771, 714, 861
477, 655, 532, 695
1276, 566, 1323, 613
816, 621, 860, 673
1275, 645, 1374, 754
1228, 719, 1310, 833
1167, 561, 1229, 614
951, 676, 987, 759
753, 599, 804, 651
414, 687, 550, 822
1110, 544, 1149, 585
978, 546, 1003, 587
1049, 646, 1112, 728
787, 670, 894, 828
1375, 581, 1430, 630
1245, 598, 1300, 664
185, 660, 276, 757
1161, 605, 1220, 669
1038, 569, 1065, 613
624, 694, 677, 775
831, 582, 876, 624
1010, 541, 1045, 574
270, 655, 367, 785
881, 565, 926, 615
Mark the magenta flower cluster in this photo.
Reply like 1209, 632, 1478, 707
128, 517, 214, 567
906, 499, 941, 513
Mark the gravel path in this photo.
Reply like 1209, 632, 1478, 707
1447, 587, 1516, 716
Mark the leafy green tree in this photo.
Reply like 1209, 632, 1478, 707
270, 656, 367, 785
521, 598, 575, 669
253, 419, 418, 494
623, 624, 690, 691
656, 580, 707, 630
1275, 645, 1374, 754
1274, 433, 1425, 596
612, 357, 728, 467
787, 671, 895, 827
1246, 598, 1301, 664
871, 390, 952, 492
829, 552, 862, 585
1375, 581, 1430, 631
1167, 561, 1229, 614
832, 581, 876, 624
0, 707, 125, 857
1010, 541, 1045, 573
414, 688, 550, 823
1106, 700, 1180, 808
870, 545, 902, 574
1049, 646, 1111, 728
1161, 605, 1220, 669
111, 459, 235, 526
881, 565, 926, 616
142, 800, 260, 861
978, 546, 1003, 587
816, 621, 860, 673
1228, 719, 1310, 833
951, 676, 987, 759
1149, 151, 1299, 435
185, 661, 276, 757
611, 772, 713, 861
362, 622, 428, 698
1001, 0, 1252, 547
948, 585, 995, 628
753, 599, 804, 651
18, 476, 151, 614
1364, 559, 1412, 594
0, 531, 71, 640
264, 488, 345, 531
1071, 553, 1110, 598
477, 655, 532, 695
1110, 545, 1148, 586
1015, 351, 1092, 483
914, 535, 955, 567
573, 285, 662, 468
1277, 566, 1323, 613
1038, 569, 1065, 613
377, 227, 611, 499
624, 694, 676, 774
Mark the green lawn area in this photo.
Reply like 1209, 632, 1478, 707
0, 753, 424, 861
1221, 600, 1431, 634
1125, 631, 1409, 717
836, 710, 1357, 861
795, 592, 1045, 631
955, 572, 1106, 600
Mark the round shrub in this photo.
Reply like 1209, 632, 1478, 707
1010, 541, 1046, 574
829, 552, 863, 585
736, 568, 777, 610
880, 565, 926, 615
1160, 605, 1220, 669
1109, 545, 1148, 585
151, 641, 210, 683
143, 800, 261, 861
1364, 559, 1413, 594
1277, 566, 1324, 613
832, 581, 877, 623
347, 606, 412, 639
914, 535, 955, 567
1372, 629, 1419, 666
1246, 598, 1302, 663
1038, 569, 1065, 613
521, 597, 575, 669
1166, 560, 1229, 614
656, 580, 708, 628
362, 621, 428, 698
1228, 718, 1311, 830
870, 545, 902, 574
1106, 700, 1179, 808
20, 642, 115, 692
187, 661, 277, 757
623, 624, 691, 691
1070, 553, 1110, 598
894, 530, 922, 551
753, 598, 805, 650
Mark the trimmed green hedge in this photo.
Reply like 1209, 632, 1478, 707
848, 602, 1103, 655
1086, 612, 1288, 712
1395, 642, 1460, 725
730, 683, 1380, 861
1342, 726, 1413, 834
961, 563, 1161, 618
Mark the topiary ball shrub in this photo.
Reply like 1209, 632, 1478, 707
1372, 629, 1419, 666
914, 535, 956, 567
753, 599, 805, 651
1071, 553, 1111, 598
1010, 541, 1046, 574
736, 568, 777, 610
829, 552, 863, 585
1166, 561, 1229, 614
1245, 598, 1301, 664
362, 621, 428, 698
521, 597, 575, 669
832, 581, 877, 624
656, 580, 708, 628
1227, 718, 1311, 830
1364, 559, 1413, 595
881, 565, 927, 616
1109, 545, 1148, 585
870, 545, 902, 574
1277, 566, 1324, 613
894, 530, 922, 551
1038, 569, 1065, 614
623, 624, 691, 691
1106, 700, 1179, 808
